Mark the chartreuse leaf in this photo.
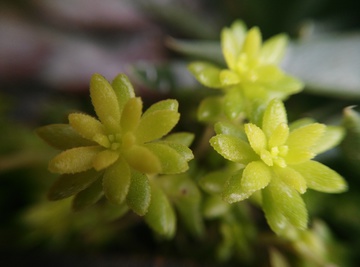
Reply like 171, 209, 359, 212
103, 157, 131, 205
214, 121, 246, 140
135, 110, 180, 144
312, 125, 345, 154
210, 134, 257, 163
244, 123, 267, 154
242, 27, 261, 59
121, 97, 142, 133
68, 113, 105, 141
260, 34, 288, 65
92, 150, 119, 171
90, 74, 121, 129
126, 170, 151, 216
36, 124, 95, 150
268, 123, 289, 148
163, 132, 195, 147
144, 181, 176, 238
291, 160, 347, 193
223, 169, 254, 203
199, 170, 229, 194
262, 99, 287, 138
144, 143, 189, 174
223, 87, 244, 120
262, 178, 308, 236
48, 169, 102, 200
219, 69, 240, 86
159, 142, 194, 161
241, 161, 272, 193
72, 178, 104, 211
142, 99, 178, 116
124, 145, 161, 174
203, 195, 230, 219
197, 96, 223, 122
188, 61, 222, 88
111, 73, 135, 114
49, 146, 102, 174
273, 166, 307, 194
157, 174, 204, 237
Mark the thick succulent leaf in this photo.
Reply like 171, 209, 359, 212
241, 161, 272, 192
222, 169, 253, 203
121, 97, 142, 133
203, 195, 230, 219
199, 170, 230, 194
266, 75, 304, 98
103, 157, 131, 205
68, 113, 105, 141
219, 69, 240, 86
144, 143, 189, 174
341, 107, 360, 174
155, 141, 194, 162
210, 134, 257, 163
262, 178, 308, 236
72, 178, 103, 211
142, 99, 178, 116
124, 145, 161, 174
144, 181, 176, 238
289, 117, 315, 131
188, 61, 222, 88
221, 20, 247, 70
163, 132, 195, 147
214, 121, 246, 140
291, 160, 347, 193
48, 169, 102, 200
244, 123, 267, 155
242, 27, 261, 59
260, 34, 288, 65
256, 65, 284, 83
92, 150, 119, 171
312, 125, 345, 154
268, 123, 289, 148
49, 146, 102, 174
157, 174, 204, 237
262, 99, 287, 138
135, 110, 180, 144
36, 124, 96, 150
126, 170, 151, 216
90, 73, 121, 129
223, 87, 244, 120
197, 96, 224, 122
273, 166, 307, 194
111, 73, 135, 115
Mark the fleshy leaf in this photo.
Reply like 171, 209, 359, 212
188, 61, 222, 88
144, 143, 189, 174
92, 149, 119, 171
244, 123, 267, 155
49, 146, 102, 174
262, 178, 308, 236
210, 134, 257, 163
242, 27, 261, 59
155, 141, 194, 162
219, 69, 240, 86
111, 73, 135, 115
222, 169, 253, 203
103, 157, 131, 205
197, 96, 224, 122
121, 97, 142, 133
262, 99, 287, 138
135, 110, 180, 144
124, 145, 161, 174
260, 34, 288, 65
312, 125, 345, 154
214, 121, 246, 140
72, 178, 103, 211
142, 99, 178, 116
223, 87, 244, 120
241, 161, 272, 192
199, 170, 230, 194
68, 113, 105, 141
203, 195, 230, 219
268, 123, 289, 148
126, 170, 151, 216
36, 124, 95, 150
48, 169, 102, 200
274, 166, 307, 194
291, 160, 347, 193
90, 74, 121, 129
163, 132, 195, 147
144, 181, 176, 238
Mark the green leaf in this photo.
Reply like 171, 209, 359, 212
312, 125, 345, 154
156, 141, 194, 162
72, 178, 104, 211
68, 113, 105, 141
241, 161, 272, 192
274, 166, 307, 194
244, 123, 267, 155
203, 195, 230, 219
223, 87, 244, 120
197, 96, 224, 122
90, 73, 121, 129
163, 132, 195, 147
103, 157, 131, 205
144, 181, 176, 238
188, 61, 222, 88
262, 99, 287, 139
124, 145, 161, 174
260, 34, 288, 65
223, 169, 253, 203
126, 170, 151, 216
142, 99, 179, 116
144, 143, 189, 174
135, 110, 180, 144
92, 150, 119, 171
268, 123, 289, 148
242, 27, 261, 59
49, 146, 102, 174
121, 97, 142, 133
291, 160, 347, 193
36, 124, 96, 150
199, 170, 229, 194
210, 134, 257, 163
219, 69, 240, 86
214, 121, 246, 140
262, 178, 308, 236
111, 73, 135, 115
48, 169, 102, 200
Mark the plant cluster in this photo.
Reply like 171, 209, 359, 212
37, 20, 349, 266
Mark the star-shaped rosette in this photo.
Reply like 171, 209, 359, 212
208, 98, 347, 235
36, 73, 194, 216
189, 20, 303, 121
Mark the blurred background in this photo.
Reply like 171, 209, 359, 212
1, 0, 360, 266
